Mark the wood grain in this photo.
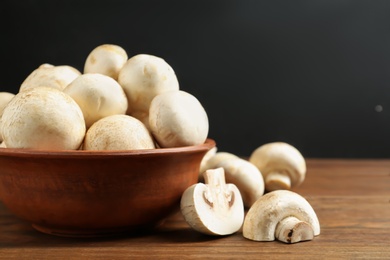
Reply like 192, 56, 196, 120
1, 159, 390, 259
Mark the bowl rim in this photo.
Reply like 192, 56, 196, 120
0, 138, 216, 157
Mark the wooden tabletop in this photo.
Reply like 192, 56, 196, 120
1, 159, 389, 259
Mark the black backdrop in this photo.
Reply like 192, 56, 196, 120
2, 0, 390, 158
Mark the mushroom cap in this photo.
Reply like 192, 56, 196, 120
249, 142, 306, 189
64, 73, 128, 128
216, 158, 265, 208
1, 87, 86, 150
0, 92, 15, 142
198, 150, 239, 182
83, 114, 155, 151
180, 167, 244, 236
243, 190, 320, 242
149, 90, 209, 148
84, 44, 128, 80
118, 54, 179, 116
20, 64, 81, 92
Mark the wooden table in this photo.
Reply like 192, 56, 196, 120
0, 159, 389, 259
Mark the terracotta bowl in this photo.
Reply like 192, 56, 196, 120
0, 139, 215, 237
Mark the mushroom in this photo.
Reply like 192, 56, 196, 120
199, 149, 239, 176
0, 142, 5, 148
0, 92, 15, 142
149, 90, 209, 148
180, 167, 244, 236
249, 142, 306, 191
1, 87, 86, 150
19, 63, 81, 92
118, 54, 179, 125
216, 158, 264, 208
243, 190, 320, 243
83, 114, 155, 150
84, 44, 128, 80
63, 73, 128, 128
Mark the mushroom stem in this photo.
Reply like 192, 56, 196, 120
275, 216, 314, 243
265, 172, 291, 190
203, 168, 233, 210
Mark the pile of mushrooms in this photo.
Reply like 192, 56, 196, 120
181, 142, 320, 244
0, 44, 208, 151
0, 43, 320, 244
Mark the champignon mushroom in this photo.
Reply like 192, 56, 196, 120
63, 73, 128, 128
216, 158, 264, 208
149, 90, 209, 148
0, 92, 15, 142
243, 190, 320, 243
0, 142, 5, 148
84, 44, 128, 80
180, 167, 244, 236
199, 149, 239, 176
19, 63, 81, 92
1, 87, 86, 150
83, 114, 155, 150
249, 142, 306, 191
118, 54, 179, 124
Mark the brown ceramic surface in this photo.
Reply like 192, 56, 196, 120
0, 139, 215, 237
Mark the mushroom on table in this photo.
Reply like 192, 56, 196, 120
243, 190, 320, 243
249, 142, 306, 191
180, 167, 244, 236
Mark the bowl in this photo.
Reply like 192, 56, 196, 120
0, 139, 215, 237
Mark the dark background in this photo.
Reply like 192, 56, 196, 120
2, 0, 390, 158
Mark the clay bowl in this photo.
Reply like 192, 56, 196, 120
0, 139, 215, 237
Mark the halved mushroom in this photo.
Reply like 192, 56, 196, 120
63, 73, 128, 128
19, 63, 81, 92
243, 190, 320, 243
1, 87, 86, 150
216, 158, 264, 208
249, 142, 306, 191
84, 44, 128, 80
149, 90, 209, 148
83, 114, 155, 150
180, 167, 244, 236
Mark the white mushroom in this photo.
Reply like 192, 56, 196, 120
180, 167, 244, 236
118, 54, 179, 124
0, 142, 6, 148
1, 87, 86, 150
243, 190, 320, 243
199, 149, 239, 175
0, 92, 15, 142
149, 90, 209, 148
84, 44, 128, 80
249, 142, 306, 191
19, 63, 81, 92
216, 158, 264, 208
83, 114, 155, 150
63, 73, 128, 128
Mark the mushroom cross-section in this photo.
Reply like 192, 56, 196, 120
249, 142, 306, 191
180, 167, 244, 236
243, 190, 320, 243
